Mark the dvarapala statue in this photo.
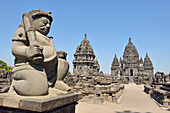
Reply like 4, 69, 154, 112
8, 10, 71, 96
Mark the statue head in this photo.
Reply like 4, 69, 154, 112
20, 10, 53, 36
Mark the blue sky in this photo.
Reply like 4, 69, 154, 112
1, 0, 170, 74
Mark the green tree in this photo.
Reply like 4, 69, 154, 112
0, 60, 7, 68
0, 65, 3, 68
67, 71, 71, 75
0, 60, 13, 72
0, 68, 5, 71
6, 66, 13, 72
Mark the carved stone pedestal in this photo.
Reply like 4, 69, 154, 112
0, 93, 82, 113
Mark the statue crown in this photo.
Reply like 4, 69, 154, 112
19, 10, 53, 28
29, 10, 53, 22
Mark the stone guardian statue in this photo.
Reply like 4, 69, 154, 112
8, 10, 71, 96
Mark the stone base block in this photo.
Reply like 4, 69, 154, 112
0, 93, 82, 113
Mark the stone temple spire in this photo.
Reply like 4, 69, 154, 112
123, 37, 139, 64
111, 54, 119, 69
144, 53, 153, 69
79, 33, 91, 51
73, 33, 100, 75
120, 57, 122, 63
111, 54, 120, 76
143, 53, 154, 76
112, 54, 118, 64
96, 58, 98, 62
139, 57, 143, 63
144, 53, 151, 63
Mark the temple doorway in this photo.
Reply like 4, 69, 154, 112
130, 69, 133, 76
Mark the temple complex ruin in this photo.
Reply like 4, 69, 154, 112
111, 38, 154, 84
73, 34, 100, 76
64, 71, 124, 104
64, 34, 124, 104
154, 71, 170, 83
0, 71, 12, 92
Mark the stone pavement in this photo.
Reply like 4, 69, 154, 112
76, 83, 169, 113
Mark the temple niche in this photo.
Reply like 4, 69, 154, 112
111, 38, 154, 84
73, 34, 100, 76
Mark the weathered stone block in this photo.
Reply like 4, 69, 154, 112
0, 93, 82, 112
108, 96, 112, 102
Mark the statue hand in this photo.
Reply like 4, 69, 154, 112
32, 56, 43, 64
26, 44, 43, 64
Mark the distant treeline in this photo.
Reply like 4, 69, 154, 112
0, 60, 12, 72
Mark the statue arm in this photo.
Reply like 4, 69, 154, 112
21, 12, 43, 64
12, 13, 43, 63
12, 41, 28, 61
22, 12, 37, 45
12, 27, 42, 62
12, 27, 28, 61
12, 39, 43, 63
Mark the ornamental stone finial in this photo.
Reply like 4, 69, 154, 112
146, 53, 148, 57
115, 54, 117, 58
85, 33, 87, 39
129, 37, 132, 44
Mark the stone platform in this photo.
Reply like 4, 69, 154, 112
0, 93, 82, 113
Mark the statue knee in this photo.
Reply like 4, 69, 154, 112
58, 58, 69, 73
13, 70, 48, 96
57, 58, 69, 80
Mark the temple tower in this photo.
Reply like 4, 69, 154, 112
73, 34, 100, 76
123, 38, 139, 78
143, 53, 154, 77
138, 57, 144, 75
111, 54, 120, 78
111, 37, 154, 83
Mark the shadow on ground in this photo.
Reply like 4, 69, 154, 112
115, 110, 152, 113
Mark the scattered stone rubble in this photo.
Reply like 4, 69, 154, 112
154, 71, 170, 83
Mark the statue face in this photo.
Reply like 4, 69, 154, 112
33, 16, 51, 36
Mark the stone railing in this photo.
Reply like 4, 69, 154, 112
151, 88, 170, 107
102, 84, 125, 103
144, 84, 170, 107
160, 83, 170, 91
79, 84, 125, 104
144, 85, 153, 95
